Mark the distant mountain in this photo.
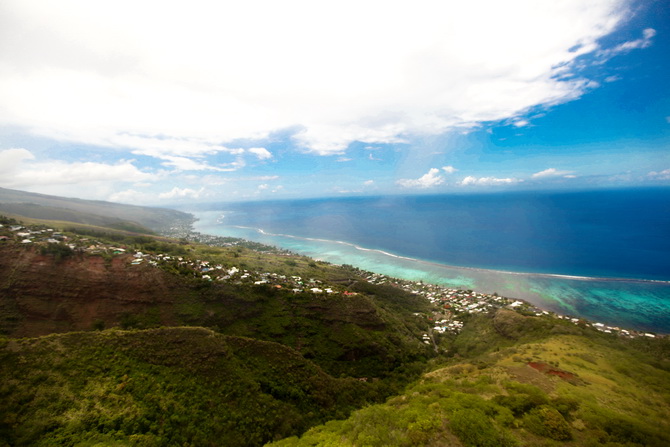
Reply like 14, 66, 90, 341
0, 186, 192, 233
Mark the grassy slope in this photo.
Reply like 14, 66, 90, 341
0, 212, 155, 237
0, 203, 156, 234
271, 311, 670, 447
0, 186, 192, 232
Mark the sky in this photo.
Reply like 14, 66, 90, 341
0, 0, 669, 205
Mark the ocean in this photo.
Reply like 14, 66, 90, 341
188, 188, 670, 333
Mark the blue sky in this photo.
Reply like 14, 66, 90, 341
0, 0, 668, 204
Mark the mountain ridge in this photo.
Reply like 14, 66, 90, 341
0, 186, 192, 232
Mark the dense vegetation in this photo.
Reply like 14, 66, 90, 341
2, 209, 670, 446
272, 312, 670, 447
0, 328, 377, 446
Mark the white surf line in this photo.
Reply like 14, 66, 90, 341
240, 226, 419, 261
228, 225, 670, 285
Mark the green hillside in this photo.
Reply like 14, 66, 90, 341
0, 328, 375, 446
0, 223, 433, 380
0, 202, 155, 234
0, 186, 192, 232
271, 311, 670, 447
1, 212, 669, 446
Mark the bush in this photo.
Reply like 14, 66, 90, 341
551, 396, 580, 419
582, 408, 660, 446
449, 409, 516, 447
523, 406, 572, 441
493, 382, 549, 417
40, 243, 74, 261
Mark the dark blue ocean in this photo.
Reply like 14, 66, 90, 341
189, 188, 670, 333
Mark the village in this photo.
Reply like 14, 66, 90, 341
1, 218, 661, 342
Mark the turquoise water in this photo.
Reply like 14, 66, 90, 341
193, 210, 670, 334
191, 190, 670, 280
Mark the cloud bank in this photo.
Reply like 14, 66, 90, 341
532, 168, 575, 179
460, 176, 523, 186
0, 0, 635, 159
0, 148, 154, 189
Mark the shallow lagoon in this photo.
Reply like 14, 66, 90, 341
193, 211, 670, 334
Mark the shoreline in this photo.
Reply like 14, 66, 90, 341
182, 217, 670, 335
227, 224, 669, 285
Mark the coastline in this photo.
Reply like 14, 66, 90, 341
233, 225, 669, 285
185, 213, 670, 335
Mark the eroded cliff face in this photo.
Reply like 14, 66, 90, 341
0, 245, 183, 336
0, 243, 429, 378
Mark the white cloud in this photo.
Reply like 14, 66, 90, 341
397, 168, 445, 189
158, 187, 205, 200
0, 155, 155, 189
599, 28, 656, 57
648, 169, 670, 180
108, 189, 156, 204
112, 135, 238, 159
0, 0, 638, 157
160, 155, 228, 172
248, 175, 279, 181
0, 148, 35, 174
532, 168, 575, 178
363, 180, 374, 186
0, 148, 160, 199
248, 147, 272, 160
256, 180, 284, 194
442, 165, 458, 174
460, 176, 522, 186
